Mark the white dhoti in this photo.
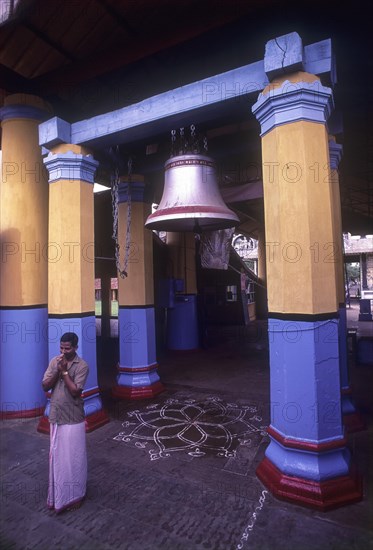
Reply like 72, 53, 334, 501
48, 422, 87, 513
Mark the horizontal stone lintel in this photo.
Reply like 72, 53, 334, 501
39, 38, 334, 150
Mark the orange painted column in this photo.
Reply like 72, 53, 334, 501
0, 94, 51, 419
252, 56, 362, 509
166, 232, 199, 350
113, 176, 164, 399
38, 144, 109, 432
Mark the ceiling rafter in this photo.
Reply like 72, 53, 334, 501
22, 21, 76, 61
97, 0, 137, 36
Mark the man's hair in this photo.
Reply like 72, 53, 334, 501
60, 332, 78, 347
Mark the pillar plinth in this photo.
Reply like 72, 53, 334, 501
37, 144, 109, 433
0, 94, 52, 419
252, 67, 362, 509
113, 177, 164, 399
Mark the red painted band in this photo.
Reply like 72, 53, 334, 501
85, 409, 110, 433
117, 363, 158, 373
267, 425, 347, 452
82, 387, 100, 398
147, 205, 232, 218
256, 457, 362, 511
112, 381, 164, 400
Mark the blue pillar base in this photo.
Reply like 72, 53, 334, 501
265, 427, 350, 481
257, 456, 362, 511
0, 307, 48, 418
261, 316, 363, 508
114, 307, 164, 399
113, 364, 164, 400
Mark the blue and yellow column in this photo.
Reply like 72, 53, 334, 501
0, 94, 51, 418
252, 72, 362, 509
113, 176, 164, 399
329, 138, 364, 432
166, 231, 199, 350
37, 144, 109, 432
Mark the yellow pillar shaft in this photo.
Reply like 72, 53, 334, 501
258, 73, 338, 315
166, 232, 197, 295
118, 179, 154, 306
46, 144, 97, 314
0, 95, 51, 306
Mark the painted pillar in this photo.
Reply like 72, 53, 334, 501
329, 138, 364, 432
252, 64, 362, 509
112, 176, 164, 399
166, 232, 198, 294
37, 144, 109, 433
166, 232, 199, 350
0, 94, 51, 419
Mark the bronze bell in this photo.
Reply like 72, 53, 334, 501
145, 153, 239, 232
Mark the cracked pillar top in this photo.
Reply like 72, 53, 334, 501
264, 32, 304, 81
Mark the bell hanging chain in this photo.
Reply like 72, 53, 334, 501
170, 125, 205, 157
170, 129, 176, 156
111, 157, 132, 278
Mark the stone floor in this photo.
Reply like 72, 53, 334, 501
0, 302, 372, 550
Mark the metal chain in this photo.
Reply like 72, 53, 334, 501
169, 125, 208, 156
180, 126, 185, 154
111, 156, 132, 278
171, 129, 176, 156
124, 157, 132, 277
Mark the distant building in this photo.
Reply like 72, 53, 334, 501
344, 234, 373, 300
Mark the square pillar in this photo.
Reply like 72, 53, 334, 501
112, 177, 164, 399
0, 94, 51, 419
37, 144, 109, 433
252, 36, 362, 509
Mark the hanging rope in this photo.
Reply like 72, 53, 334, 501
111, 153, 132, 278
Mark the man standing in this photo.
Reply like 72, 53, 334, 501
42, 332, 89, 513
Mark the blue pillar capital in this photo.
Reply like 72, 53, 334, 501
329, 140, 343, 170
252, 79, 334, 136
0, 94, 52, 122
43, 149, 99, 184
118, 176, 148, 203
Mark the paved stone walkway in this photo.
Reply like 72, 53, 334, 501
1, 313, 372, 549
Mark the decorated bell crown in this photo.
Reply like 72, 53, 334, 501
145, 128, 239, 233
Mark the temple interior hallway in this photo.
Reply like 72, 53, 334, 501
1, 302, 372, 550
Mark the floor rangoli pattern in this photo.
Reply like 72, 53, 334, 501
113, 396, 267, 461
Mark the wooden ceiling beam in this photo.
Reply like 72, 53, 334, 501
97, 0, 137, 36
22, 21, 76, 61
31, 16, 244, 95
